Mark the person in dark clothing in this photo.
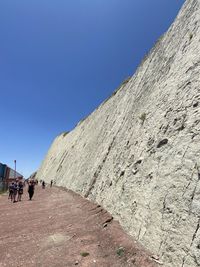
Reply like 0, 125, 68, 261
28, 180, 34, 200
13, 180, 19, 203
42, 181, 45, 189
8, 182, 14, 201
17, 181, 23, 201
50, 180, 53, 187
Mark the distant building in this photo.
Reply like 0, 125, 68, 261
0, 162, 23, 191
6, 168, 23, 182
0, 163, 7, 191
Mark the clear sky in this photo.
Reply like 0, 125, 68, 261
0, 0, 185, 178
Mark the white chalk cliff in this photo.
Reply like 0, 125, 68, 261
36, 1, 200, 266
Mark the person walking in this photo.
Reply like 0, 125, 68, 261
42, 181, 45, 189
17, 181, 23, 201
50, 180, 53, 187
13, 180, 19, 203
8, 182, 14, 201
28, 180, 35, 200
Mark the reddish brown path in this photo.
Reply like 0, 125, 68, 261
0, 185, 158, 267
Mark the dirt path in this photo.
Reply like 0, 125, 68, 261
0, 185, 158, 267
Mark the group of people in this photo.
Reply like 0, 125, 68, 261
8, 179, 36, 202
8, 179, 54, 203
40, 179, 54, 188
8, 180, 24, 203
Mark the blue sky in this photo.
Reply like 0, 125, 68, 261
0, 0, 185, 178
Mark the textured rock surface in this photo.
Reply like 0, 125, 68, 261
36, 1, 200, 266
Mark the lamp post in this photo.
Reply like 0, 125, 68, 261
14, 160, 16, 180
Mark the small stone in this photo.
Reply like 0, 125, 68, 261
157, 139, 168, 148
193, 101, 198, 107
132, 169, 138, 175
135, 158, 143, 165
74, 260, 79, 265
151, 254, 159, 260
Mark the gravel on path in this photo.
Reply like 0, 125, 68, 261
0, 185, 158, 267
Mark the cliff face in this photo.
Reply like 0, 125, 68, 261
36, 1, 200, 266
